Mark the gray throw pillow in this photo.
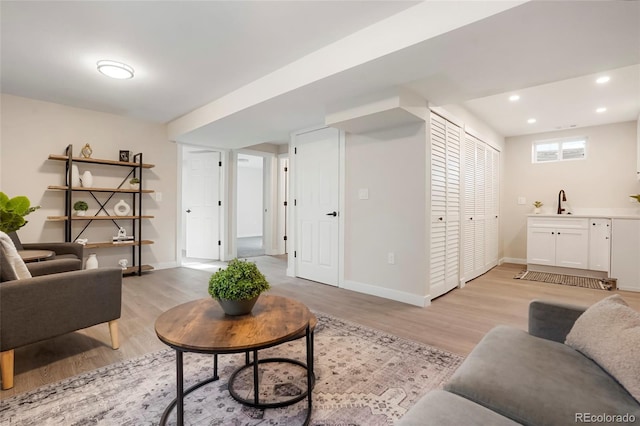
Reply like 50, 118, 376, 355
565, 295, 640, 402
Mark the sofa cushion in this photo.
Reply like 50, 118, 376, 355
445, 326, 640, 426
397, 390, 522, 426
0, 231, 31, 281
26, 258, 83, 277
565, 294, 640, 402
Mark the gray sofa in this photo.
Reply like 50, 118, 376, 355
398, 300, 640, 426
8, 231, 83, 276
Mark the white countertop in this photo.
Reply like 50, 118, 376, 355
528, 213, 640, 219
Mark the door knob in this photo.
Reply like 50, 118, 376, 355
186, 209, 191, 213
326, 211, 337, 217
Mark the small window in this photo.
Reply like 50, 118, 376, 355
532, 137, 586, 163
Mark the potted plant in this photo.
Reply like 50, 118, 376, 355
73, 201, 89, 216
129, 178, 140, 190
533, 201, 543, 214
0, 192, 40, 233
208, 258, 270, 315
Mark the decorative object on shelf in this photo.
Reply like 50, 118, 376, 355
119, 150, 130, 162
630, 195, 640, 203
118, 258, 128, 270
113, 226, 134, 243
81, 170, 93, 188
208, 258, 270, 315
81, 143, 93, 158
85, 253, 99, 269
113, 200, 131, 216
73, 201, 88, 216
533, 201, 543, 214
0, 192, 40, 233
129, 178, 140, 190
75, 238, 88, 245
70, 164, 81, 187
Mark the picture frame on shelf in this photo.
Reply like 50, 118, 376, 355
119, 150, 130, 162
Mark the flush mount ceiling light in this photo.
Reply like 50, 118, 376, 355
527, 118, 537, 124
596, 76, 610, 84
96, 60, 134, 79
509, 94, 520, 101
596, 107, 607, 113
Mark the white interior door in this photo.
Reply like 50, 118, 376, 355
185, 151, 220, 259
295, 127, 340, 286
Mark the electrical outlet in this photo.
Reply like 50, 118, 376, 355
387, 252, 395, 264
155, 192, 162, 202
517, 197, 526, 205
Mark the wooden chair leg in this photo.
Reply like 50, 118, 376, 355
108, 320, 120, 350
1, 350, 15, 390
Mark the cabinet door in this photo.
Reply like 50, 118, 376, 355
611, 219, 640, 291
555, 228, 589, 268
588, 219, 611, 272
527, 227, 556, 266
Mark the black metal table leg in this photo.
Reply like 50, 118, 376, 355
213, 353, 219, 380
253, 349, 259, 404
176, 350, 184, 426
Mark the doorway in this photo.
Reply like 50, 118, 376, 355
236, 153, 265, 258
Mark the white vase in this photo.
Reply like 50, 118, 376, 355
86, 253, 98, 269
534, 207, 541, 214
81, 170, 93, 188
71, 164, 80, 187
114, 199, 131, 216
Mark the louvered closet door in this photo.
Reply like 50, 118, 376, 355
485, 147, 499, 268
430, 114, 461, 299
463, 133, 500, 282
462, 133, 477, 281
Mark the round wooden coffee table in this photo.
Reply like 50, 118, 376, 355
155, 295, 314, 426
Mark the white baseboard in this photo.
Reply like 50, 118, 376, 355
341, 280, 430, 307
151, 261, 180, 271
501, 257, 526, 265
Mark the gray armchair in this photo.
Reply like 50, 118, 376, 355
0, 255, 122, 389
8, 232, 83, 276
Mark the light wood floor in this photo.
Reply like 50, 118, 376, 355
3, 256, 640, 398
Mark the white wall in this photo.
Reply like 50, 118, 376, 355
0, 94, 178, 270
344, 122, 427, 301
503, 120, 639, 262
236, 161, 263, 238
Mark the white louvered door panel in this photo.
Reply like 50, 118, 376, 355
430, 114, 448, 297
485, 147, 499, 267
462, 133, 477, 279
445, 121, 461, 290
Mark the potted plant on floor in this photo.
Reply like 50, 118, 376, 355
208, 258, 270, 315
73, 201, 89, 216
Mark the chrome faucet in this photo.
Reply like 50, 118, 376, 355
557, 190, 567, 214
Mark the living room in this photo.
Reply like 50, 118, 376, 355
1, 1, 639, 425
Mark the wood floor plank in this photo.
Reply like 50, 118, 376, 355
2, 257, 639, 398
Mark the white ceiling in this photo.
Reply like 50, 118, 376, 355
1, 1, 639, 147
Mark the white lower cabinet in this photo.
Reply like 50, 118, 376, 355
527, 217, 589, 269
611, 219, 640, 292
588, 219, 611, 272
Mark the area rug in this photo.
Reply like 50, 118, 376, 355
515, 270, 610, 290
0, 313, 463, 426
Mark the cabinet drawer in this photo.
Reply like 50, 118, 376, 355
527, 217, 588, 229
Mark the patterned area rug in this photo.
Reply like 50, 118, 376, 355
0, 313, 463, 426
515, 270, 609, 290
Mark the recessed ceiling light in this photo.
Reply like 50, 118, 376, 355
509, 95, 520, 101
527, 118, 537, 124
596, 107, 607, 113
97, 60, 134, 79
596, 76, 610, 84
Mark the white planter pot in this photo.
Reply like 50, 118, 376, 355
75, 210, 86, 216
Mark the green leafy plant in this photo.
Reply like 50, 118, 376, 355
129, 178, 140, 184
0, 192, 40, 233
208, 258, 270, 301
533, 201, 543, 208
73, 201, 88, 211
630, 195, 640, 203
